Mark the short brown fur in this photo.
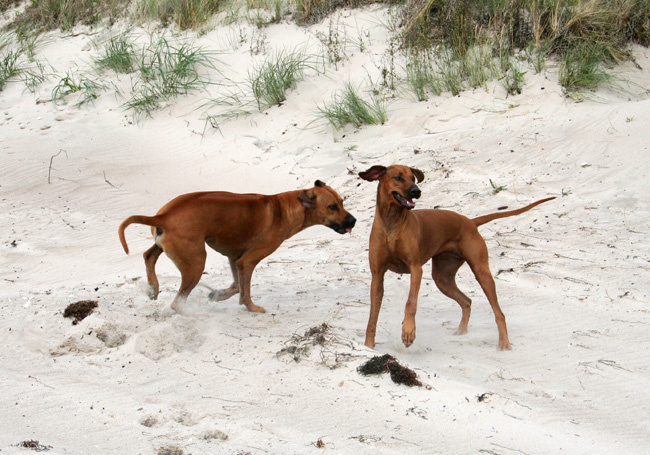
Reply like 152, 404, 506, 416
360, 164, 554, 350
119, 182, 356, 314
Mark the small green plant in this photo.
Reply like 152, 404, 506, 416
125, 34, 216, 118
132, 0, 220, 29
0, 50, 22, 91
248, 49, 314, 110
11, 0, 128, 32
461, 45, 496, 90
405, 50, 443, 101
22, 61, 48, 92
52, 71, 106, 107
95, 34, 137, 74
559, 43, 614, 95
526, 42, 550, 74
489, 179, 507, 195
318, 83, 387, 130
16, 29, 46, 62
438, 51, 464, 96
316, 14, 346, 68
501, 60, 526, 96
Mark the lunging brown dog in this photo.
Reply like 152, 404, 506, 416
359, 164, 554, 350
119, 181, 356, 314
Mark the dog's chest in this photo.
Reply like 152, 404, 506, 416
385, 237, 414, 274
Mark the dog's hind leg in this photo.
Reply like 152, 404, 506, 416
166, 243, 207, 314
144, 244, 163, 300
431, 252, 472, 335
463, 238, 511, 350
207, 248, 240, 302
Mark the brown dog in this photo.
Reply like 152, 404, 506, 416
359, 164, 554, 350
119, 181, 356, 314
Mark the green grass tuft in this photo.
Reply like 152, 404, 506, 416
318, 83, 387, 130
124, 34, 217, 118
95, 33, 137, 74
248, 49, 315, 110
0, 49, 22, 90
52, 70, 106, 107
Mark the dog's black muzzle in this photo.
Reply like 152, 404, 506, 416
329, 214, 356, 234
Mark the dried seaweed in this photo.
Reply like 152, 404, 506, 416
63, 300, 98, 325
19, 440, 52, 452
357, 354, 423, 387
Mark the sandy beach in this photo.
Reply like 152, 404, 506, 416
1, 6, 650, 454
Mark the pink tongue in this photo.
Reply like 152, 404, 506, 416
346, 228, 353, 233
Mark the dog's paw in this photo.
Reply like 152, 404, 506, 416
498, 340, 512, 351
246, 304, 266, 313
208, 287, 238, 301
146, 286, 159, 300
401, 320, 416, 347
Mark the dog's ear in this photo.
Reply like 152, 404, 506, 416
298, 190, 317, 209
314, 180, 326, 187
359, 165, 387, 182
411, 167, 425, 183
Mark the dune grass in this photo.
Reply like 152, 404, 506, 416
9, 0, 129, 32
124, 34, 217, 118
318, 83, 387, 130
52, 70, 106, 107
402, 0, 650, 94
0, 49, 22, 90
95, 33, 137, 74
248, 48, 317, 110
132, 0, 222, 30
1, 0, 649, 126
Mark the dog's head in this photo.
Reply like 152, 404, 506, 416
298, 180, 356, 234
359, 165, 424, 210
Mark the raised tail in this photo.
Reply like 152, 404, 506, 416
472, 197, 556, 227
118, 215, 163, 254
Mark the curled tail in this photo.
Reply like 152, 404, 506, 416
472, 197, 556, 227
118, 215, 164, 254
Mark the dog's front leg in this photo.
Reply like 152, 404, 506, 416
364, 269, 386, 349
402, 264, 423, 347
235, 251, 268, 313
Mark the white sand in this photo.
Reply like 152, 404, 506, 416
1, 6, 649, 454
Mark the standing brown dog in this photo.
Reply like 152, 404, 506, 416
359, 164, 554, 350
119, 181, 356, 314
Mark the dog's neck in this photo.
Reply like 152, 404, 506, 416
274, 191, 314, 237
375, 185, 409, 233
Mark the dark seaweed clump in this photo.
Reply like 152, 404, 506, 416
357, 354, 423, 387
63, 300, 98, 325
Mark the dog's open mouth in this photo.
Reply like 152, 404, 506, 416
330, 224, 353, 234
392, 191, 416, 210
328, 222, 354, 235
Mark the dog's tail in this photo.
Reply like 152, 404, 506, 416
472, 197, 556, 228
118, 215, 164, 254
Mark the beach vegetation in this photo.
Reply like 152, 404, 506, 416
0, 49, 22, 90
9, 0, 128, 32
248, 48, 316, 110
125, 34, 217, 118
401, 0, 650, 94
132, 0, 221, 30
317, 82, 388, 130
489, 179, 508, 195
95, 33, 138, 74
52, 70, 106, 107
0, 0, 648, 124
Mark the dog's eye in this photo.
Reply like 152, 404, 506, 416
328, 204, 339, 211
394, 175, 403, 182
